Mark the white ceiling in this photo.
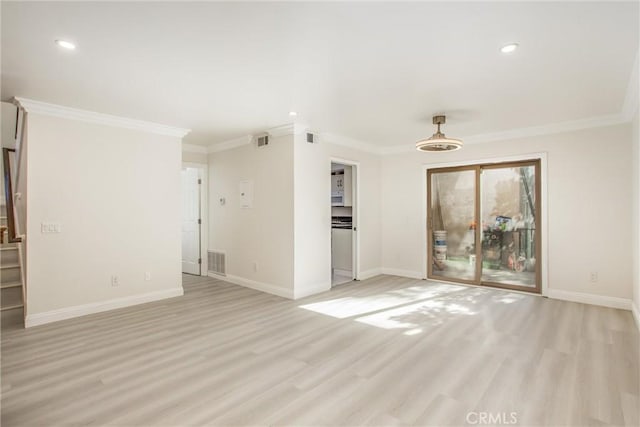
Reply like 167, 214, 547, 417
2, 1, 638, 147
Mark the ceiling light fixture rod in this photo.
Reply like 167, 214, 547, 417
415, 114, 463, 152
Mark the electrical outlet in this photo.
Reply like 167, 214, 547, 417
111, 275, 120, 287
590, 272, 598, 283
253, 262, 258, 272
144, 272, 151, 281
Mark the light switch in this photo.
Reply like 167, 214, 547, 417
41, 222, 62, 233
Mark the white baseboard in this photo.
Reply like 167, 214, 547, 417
358, 268, 382, 280
547, 289, 632, 310
25, 287, 184, 328
357, 268, 424, 281
294, 282, 331, 300
217, 273, 294, 299
333, 268, 352, 277
632, 301, 640, 331
381, 268, 424, 280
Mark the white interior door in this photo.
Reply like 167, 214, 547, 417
181, 167, 200, 275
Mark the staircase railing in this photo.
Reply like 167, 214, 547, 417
3, 101, 28, 325
2, 148, 21, 243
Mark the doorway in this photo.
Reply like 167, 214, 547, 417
181, 166, 202, 275
427, 159, 541, 293
330, 160, 359, 286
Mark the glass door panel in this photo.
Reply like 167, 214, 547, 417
480, 163, 538, 290
428, 169, 477, 282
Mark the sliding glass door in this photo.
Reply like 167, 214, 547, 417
427, 167, 479, 283
427, 160, 541, 293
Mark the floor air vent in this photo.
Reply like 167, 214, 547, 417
208, 251, 226, 276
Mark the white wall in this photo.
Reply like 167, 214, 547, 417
632, 112, 640, 323
1, 102, 17, 149
381, 123, 633, 302
293, 134, 382, 298
207, 129, 381, 300
208, 122, 633, 307
208, 135, 295, 297
324, 141, 382, 278
182, 150, 207, 164
25, 114, 184, 323
293, 134, 332, 298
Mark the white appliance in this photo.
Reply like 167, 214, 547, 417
331, 166, 352, 207
331, 192, 344, 206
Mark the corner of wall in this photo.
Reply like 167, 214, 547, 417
633, 300, 640, 332
632, 108, 640, 327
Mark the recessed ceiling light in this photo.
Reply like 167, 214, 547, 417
289, 111, 298, 117
500, 43, 519, 54
55, 40, 76, 50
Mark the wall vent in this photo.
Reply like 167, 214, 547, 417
306, 132, 318, 144
255, 134, 270, 148
208, 251, 226, 276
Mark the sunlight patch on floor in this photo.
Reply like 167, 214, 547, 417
298, 283, 467, 319
355, 298, 478, 330
491, 293, 527, 304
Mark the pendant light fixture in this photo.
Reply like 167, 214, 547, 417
415, 115, 463, 152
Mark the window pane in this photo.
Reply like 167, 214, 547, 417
430, 170, 476, 281
480, 165, 537, 288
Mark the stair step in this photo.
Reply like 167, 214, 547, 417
1, 285, 23, 309
1, 304, 24, 312
0, 264, 20, 270
1, 282, 21, 289
0, 247, 20, 266
1, 306, 24, 328
0, 267, 21, 282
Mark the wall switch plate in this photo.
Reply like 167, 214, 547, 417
41, 222, 62, 233
144, 272, 151, 281
111, 275, 120, 287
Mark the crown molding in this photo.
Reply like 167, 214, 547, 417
378, 113, 629, 155
13, 97, 190, 138
202, 105, 635, 157
622, 48, 639, 121
267, 123, 297, 137
204, 111, 631, 157
207, 135, 252, 153
207, 123, 304, 154
182, 143, 207, 154
321, 132, 382, 155
462, 114, 627, 145
292, 123, 310, 135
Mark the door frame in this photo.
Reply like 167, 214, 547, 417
422, 153, 548, 296
330, 157, 360, 280
182, 162, 208, 276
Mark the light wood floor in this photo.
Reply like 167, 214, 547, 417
1, 274, 638, 426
